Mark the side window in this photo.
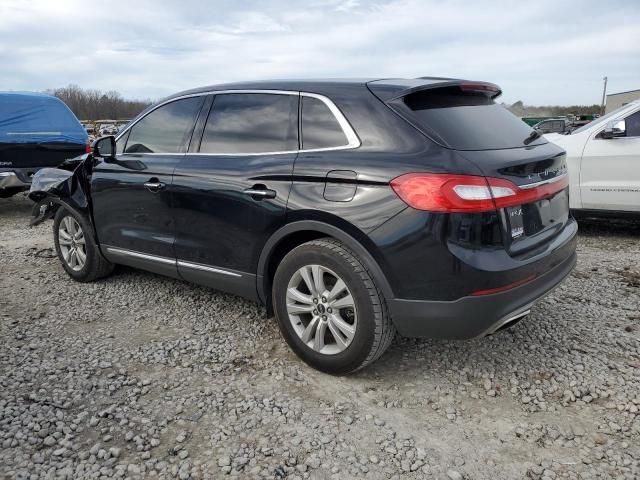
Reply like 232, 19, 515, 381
199, 93, 298, 154
124, 97, 203, 153
301, 96, 348, 150
115, 130, 129, 154
624, 110, 640, 137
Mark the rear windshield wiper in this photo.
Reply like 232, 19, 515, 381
523, 128, 543, 145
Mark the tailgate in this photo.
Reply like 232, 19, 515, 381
460, 145, 570, 256
371, 78, 571, 256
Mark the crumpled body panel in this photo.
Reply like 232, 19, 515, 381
28, 154, 93, 226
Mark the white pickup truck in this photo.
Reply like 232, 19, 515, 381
545, 100, 640, 217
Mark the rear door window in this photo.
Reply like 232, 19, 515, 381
400, 87, 546, 151
199, 93, 298, 154
301, 96, 348, 149
124, 97, 204, 154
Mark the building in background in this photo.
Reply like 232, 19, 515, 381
606, 89, 640, 113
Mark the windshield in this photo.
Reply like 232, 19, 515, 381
402, 87, 546, 150
571, 104, 630, 134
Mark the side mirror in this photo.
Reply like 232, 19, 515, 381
601, 119, 626, 139
93, 136, 116, 158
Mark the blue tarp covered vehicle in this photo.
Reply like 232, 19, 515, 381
0, 92, 88, 197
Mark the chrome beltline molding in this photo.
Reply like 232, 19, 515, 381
104, 246, 242, 278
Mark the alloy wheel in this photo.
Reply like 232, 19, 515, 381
286, 264, 357, 355
58, 216, 87, 271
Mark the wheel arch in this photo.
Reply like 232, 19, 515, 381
29, 158, 95, 229
49, 198, 101, 245
257, 220, 394, 309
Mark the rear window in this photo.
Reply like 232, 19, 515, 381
301, 96, 348, 149
402, 87, 546, 150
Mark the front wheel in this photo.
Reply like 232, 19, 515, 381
53, 207, 114, 282
272, 238, 395, 374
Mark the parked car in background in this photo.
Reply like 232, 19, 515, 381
545, 100, 640, 216
0, 92, 89, 198
568, 113, 598, 130
521, 116, 552, 127
30, 78, 577, 374
533, 118, 570, 134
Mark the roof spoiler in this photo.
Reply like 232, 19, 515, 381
367, 78, 502, 103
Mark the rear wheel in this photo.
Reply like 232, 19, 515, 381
53, 207, 114, 282
273, 238, 394, 374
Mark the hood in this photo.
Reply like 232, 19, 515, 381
543, 133, 564, 142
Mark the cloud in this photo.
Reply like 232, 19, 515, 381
0, 0, 638, 105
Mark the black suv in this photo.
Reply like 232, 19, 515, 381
30, 78, 577, 374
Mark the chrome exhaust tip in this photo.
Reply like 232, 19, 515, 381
486, 309, 531, 336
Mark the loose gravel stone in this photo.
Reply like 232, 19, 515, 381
447, 469, 463, 480
1, 194, 639, 479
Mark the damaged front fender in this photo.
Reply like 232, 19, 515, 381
28, 154, 94, 226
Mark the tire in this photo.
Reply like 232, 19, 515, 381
272, 238, 395, 374
53, 207, 114, 282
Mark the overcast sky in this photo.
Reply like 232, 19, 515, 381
1, 0, 638, 105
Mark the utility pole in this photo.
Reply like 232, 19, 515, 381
600, 76, 608, 115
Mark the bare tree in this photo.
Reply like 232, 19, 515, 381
507, 100, 601, 118
46, 85, 151, 120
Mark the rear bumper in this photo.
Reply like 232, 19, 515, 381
0, 168, 37, 190
0, 170, 30, 190
388, 250, 576, 339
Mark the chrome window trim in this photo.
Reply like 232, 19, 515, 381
300, 92, 360, 150
116, 89, 360, 156
519, 172, 568, 189
104, 246, 242, 278
116, 153, 186, 157
188, 150, 298, 157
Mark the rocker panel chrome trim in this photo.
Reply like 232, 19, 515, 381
104, 246, 175, 265
177, 260, 242, 278
104, 246, 242, 277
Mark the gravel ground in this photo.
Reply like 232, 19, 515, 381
1, 193, 639, 480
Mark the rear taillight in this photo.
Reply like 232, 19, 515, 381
390, 173, 568, 213
85, 143, 91, 153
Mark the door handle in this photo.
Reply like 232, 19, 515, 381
144, 180, 166, 193
243, 185, 276, 200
